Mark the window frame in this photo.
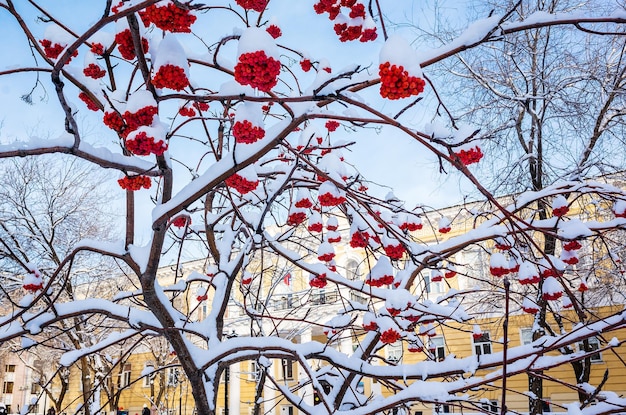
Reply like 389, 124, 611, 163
167, 367, 180, 387
430, 336, 445, 361
473, 332, 492, 357
578, 337, 602, 363
387, 341, 403, 364
481, 400, 498, 413
520, 328, 534, 345
118, 363, 132, 388
3, 381, 14, 394
281, 358, 294, 380
249, 361, 262, 381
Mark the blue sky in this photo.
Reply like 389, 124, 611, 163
0, 0, 477, 223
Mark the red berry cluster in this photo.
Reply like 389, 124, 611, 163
23, 281, 44, 292
84, 63, 106, 79
125, 131, 167, 156
79, 92, 99, 111
91, 43, 105, 55
194, 102, 209, 111
179, 106, 196, 117
225, 174, 259, 194
287, 211, 307, 226
366, 274, 393, 287
118, 175, 152, 191
455, 146, 483, 165
314, 0, 377, 42
233, 120, 265, 144
318, 192, 346, 207
519, 273, 540, 285
309, 273, 327, 288
333, 23, 363, 42
542, 290, 562, 301
380, 328, 401, 344
522, 302, 539, 314
104, 111, 124, 134
152, 64, 189, 91
349, 230, 369, 248
327, 233, 341, 243
234, 51, 281, 92
325, 120, 340, 132
115, 29, 149, 60
294, 198, 313, 209
553, 205, 569, 217
383, 243, 405, 260
171, 216, 191, 228
362, 321, 378, 331
179, 102, 209, 117
318, 252, 335, 263
235, 0, 268, 12
123, 106, 158, 132
308, 221, 323, 233
300, 59, 312, 72
359, 28, 378, 42
39, 39, 78, 61
196, 294, 208, 302
266, 24, 282, 39
379, 62, 425, 100
111, 1, 124, 13
139, 3, 197, 33
563, 240, 582, 251
399, 221, 422, 232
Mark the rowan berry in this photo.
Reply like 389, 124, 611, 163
115, 29, 149, 60
79, 92, 99, 111
84, 63, 106, 79
234, 51, 281, 92
379, 62, 425, 100
152, 64, 189, 91
139, 2, 197, 33
232, 120, 265, 144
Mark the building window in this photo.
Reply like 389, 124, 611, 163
280, 405, 294, 415
249, 361, 262, 381
578, 337, 602, 362
481, 400, 498, 413
434, 404, 451, 413
167, 368, 180, 386
346, 260, 361, 280
430, 336, 445, 361
349, 290, 368, 304
5, 365, 15, 373
281, 359, 294, 380
118, 364, 131, 388
199, 302, 208, 320
277, 294, 295, 310
387, 341, 403, 364
520, 328, 533, 345
473, 333, 492, 357
143, 365, 155, 387
312, 289, 326, 304
425, 271, 444, 294
30, 383, 41, 394
3, 381, 14, 394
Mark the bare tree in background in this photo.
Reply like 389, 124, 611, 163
415, 0, 626, 412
